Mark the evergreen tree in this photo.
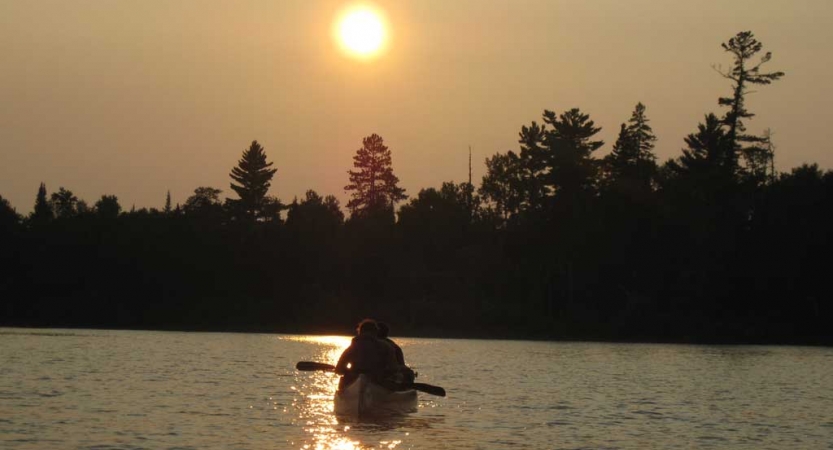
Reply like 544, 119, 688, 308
480, 108, 604, 223
675, 113, 732, 177
30, 182, 53, 224
516, 121, 550, 212
0, 195, 21, 231
50, 187, 79, 219
604, 102, 658, 190
164, 190, 172, 214
716, 31, 784, 177
229, 140, 278, 220
662, 113, 739, 224
344, 134, 407, 217
542, 108, 604, 198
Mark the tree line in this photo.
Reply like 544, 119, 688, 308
1, 31, 831, 343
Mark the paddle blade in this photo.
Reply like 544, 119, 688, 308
296, 361, 336, 372
411, 382, 446, 397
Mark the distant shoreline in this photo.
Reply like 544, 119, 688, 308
2, 323, 830, 347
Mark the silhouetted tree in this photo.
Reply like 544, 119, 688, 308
344, 134, 407, 218
287, 190, 344, 231
543, 108, 604, 199
667, 114, 732, 179
399, 182, 477, 236
516, 122, 550, 213
50, 187, 80, 219
76, 200, 91, 215
480, 152, 525, 223
716, 31, 784, 179
0, 195, 21, 231
260, 196, 285, 223
184, 187, 224, 218
603, 102, 658, 192
30, 182, 53, 225
229, 140, 278, 220
480, 109, 603, 224
95, 195, 122, 219
164, 190, 172, 214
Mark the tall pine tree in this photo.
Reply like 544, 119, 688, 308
604, 102, 658, 191
0, 195, 21, 231
344, 134, 407, 217
716, 31, 784, 179
542, 108, 604, 198
229, 140, 278, 220
676, 113, 732, 176
30, 182, 53, 225
164, 190, 172, 214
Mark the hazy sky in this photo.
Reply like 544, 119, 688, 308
2, 0, 832, 213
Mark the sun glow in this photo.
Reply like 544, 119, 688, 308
335, 5, 387, 59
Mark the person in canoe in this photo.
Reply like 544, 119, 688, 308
378, 322, 415, 384
335, 319, 399, 391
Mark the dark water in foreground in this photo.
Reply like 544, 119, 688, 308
1, 328, 831, 449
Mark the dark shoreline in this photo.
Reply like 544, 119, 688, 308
2, 322, 830, 347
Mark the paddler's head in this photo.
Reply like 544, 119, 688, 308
356, 318, 379, 337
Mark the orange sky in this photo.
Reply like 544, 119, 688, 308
2, 0, 832, 213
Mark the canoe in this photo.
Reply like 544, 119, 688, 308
334, 374, 418, 416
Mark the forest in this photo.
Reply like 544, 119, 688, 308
1, 31, 831, 344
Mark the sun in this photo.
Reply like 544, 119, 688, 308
335, 6, 387, 59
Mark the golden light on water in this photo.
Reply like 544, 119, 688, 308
286, 335, 352, 362
334, 5, 388, 59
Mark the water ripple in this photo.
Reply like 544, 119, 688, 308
1, 328, 832, 449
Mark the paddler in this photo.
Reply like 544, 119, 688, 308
335, 319, 399, 391
378, 322, 415, 384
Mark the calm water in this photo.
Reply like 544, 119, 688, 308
1, 328, 832, 449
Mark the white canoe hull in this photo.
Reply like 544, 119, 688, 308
334, 374, 418, 416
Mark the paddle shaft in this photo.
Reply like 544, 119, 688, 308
296, 361, 335, 371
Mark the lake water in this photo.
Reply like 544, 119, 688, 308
1, 328, 831, 449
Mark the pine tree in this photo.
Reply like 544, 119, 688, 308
678, 113, 732, 174
666, 113, 736, 198
0, 195, 21, 231
542, 108, 604, 197
164, 190, 172, 214
604, 102, 658, 190
715, 31, 784, 176
516, 121, 550, 212
30, 182, 53, 224
229, 140, 278, 220
344, 134, 407, 217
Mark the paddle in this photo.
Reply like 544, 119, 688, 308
295, 361, 447, 397
296, 361, 336, 372
409, 382, 446, 397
